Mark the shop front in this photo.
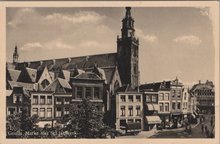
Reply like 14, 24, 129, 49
145, 115, 161, 131
170, 112, 182, 128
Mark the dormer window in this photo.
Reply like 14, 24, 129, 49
41, 79, 50, 89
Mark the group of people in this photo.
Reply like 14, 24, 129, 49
200, 115, 214, 138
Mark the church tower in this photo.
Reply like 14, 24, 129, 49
13, 45, 19, 64
117, 7, 139, 89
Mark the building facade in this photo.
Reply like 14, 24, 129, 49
30, 91, 54, 127
6, 87, 30, 116
71, 71, 105, 112
143, 91, 161, 131
190, 80, 214, 114
114, 90, 143, 131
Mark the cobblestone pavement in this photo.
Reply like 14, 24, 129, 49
115, 114, 214, 138
150, 114, 214, 138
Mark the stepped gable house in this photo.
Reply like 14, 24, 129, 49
6, 7, 140, 116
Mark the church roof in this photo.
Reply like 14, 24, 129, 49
103, 67, 116, 84
15, 53, 117, 71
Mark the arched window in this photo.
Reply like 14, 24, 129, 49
41, 79, 50, 89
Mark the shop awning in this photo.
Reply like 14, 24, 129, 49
193, 111, 199, 116
145, 116, 161, 124
171, 112, 181, 116
146, 104, 154, 111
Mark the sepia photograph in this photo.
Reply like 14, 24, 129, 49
0, 1, 219, 143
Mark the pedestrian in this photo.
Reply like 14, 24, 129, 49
201, 123, 204, 134
112, 132, 115, 139
200, 116, 202, 124
204, 125, 208, 135
188, 125, 192, 135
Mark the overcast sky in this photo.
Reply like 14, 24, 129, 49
6, 7, 215, 85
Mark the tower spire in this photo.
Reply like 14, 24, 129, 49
121, 7, 135, 39
13, 44, 19, 64
125, 7, 131, 18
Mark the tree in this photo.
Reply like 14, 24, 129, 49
6, 108, 39, 138
69, 98, 108, 138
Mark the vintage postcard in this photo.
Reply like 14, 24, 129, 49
0, 1, 219, 144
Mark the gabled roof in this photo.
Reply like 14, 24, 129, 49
57, 69, 70, 81
17, 67, 37, 83
57, 78, 71, 89
62, 70, 70, 81
74, 72, 102, 80
36, 68, 44, 82
8, 81, 37, 91
6, 69, 21, 82
26, 68, 37, 82
86, 66, 117, 84
49, 71, 55, 80
70, 68, 85, 78
45, 78, 71, 93
92, 66, 107, 83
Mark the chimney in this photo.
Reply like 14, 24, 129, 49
199, 80, 201, 84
